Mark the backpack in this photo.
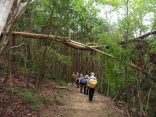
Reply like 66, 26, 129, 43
80, 77, 87, 84
87, 78, 97, 88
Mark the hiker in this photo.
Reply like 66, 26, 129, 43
84, 75, 89, 95
87, 72, 97, 101
71, 72, 76, 85
75, 72, 80, 88
79, 73, 86, 93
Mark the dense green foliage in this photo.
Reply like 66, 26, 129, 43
95, 0, 156, 116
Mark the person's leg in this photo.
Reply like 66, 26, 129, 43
73, 79, 75, 86
80, 83, 83, 93
78, 81, 80, 88
80, 84, 81, 92
86, 87, 88, 95
90, 88, 95, 101
84, 85, 86, 94
74, 80, 76, 86
82, 84, 84, 93
76, 80, 79, 88
89, 88, 92, 101
90, 88, 93, 101
91, 88, 95, 100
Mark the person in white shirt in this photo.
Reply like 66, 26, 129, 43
87, 72, 97, 101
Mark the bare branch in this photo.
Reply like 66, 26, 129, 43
119, 30, 156, 45
135, 30, 156, 39
10, 43, 24, 49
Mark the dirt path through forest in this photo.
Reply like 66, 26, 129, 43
42, 86, 126, 117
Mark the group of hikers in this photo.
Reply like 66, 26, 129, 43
72, 72, 97, 101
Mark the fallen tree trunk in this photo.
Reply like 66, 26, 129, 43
12, 31, 114, 58
136, 30, 156, 39
119, 30, 156, 45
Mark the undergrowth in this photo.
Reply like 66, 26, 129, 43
21, 89, 50, 111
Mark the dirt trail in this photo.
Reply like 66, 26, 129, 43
49, 87, 126, 117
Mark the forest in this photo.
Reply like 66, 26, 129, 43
0, 0, 156, 117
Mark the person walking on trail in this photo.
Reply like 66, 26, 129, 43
84, 75, 89, 95
79, 73, 86, 93
71, 72, 76, 85
76, 72, 80, 88
87, 72, 97, 101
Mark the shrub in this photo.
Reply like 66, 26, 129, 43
21, 89, 50, 111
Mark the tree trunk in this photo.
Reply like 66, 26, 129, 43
0, 0, 35, 54
0, 0, 14, 35
3, 35, 12, 84
35, 47, 47, 89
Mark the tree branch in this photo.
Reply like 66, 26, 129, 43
119, 30, 156, 45
12, 31, 114, 58
10, 43, 24, 49
135, 30, 156, 39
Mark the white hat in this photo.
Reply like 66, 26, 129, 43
91, 72, 94, 75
